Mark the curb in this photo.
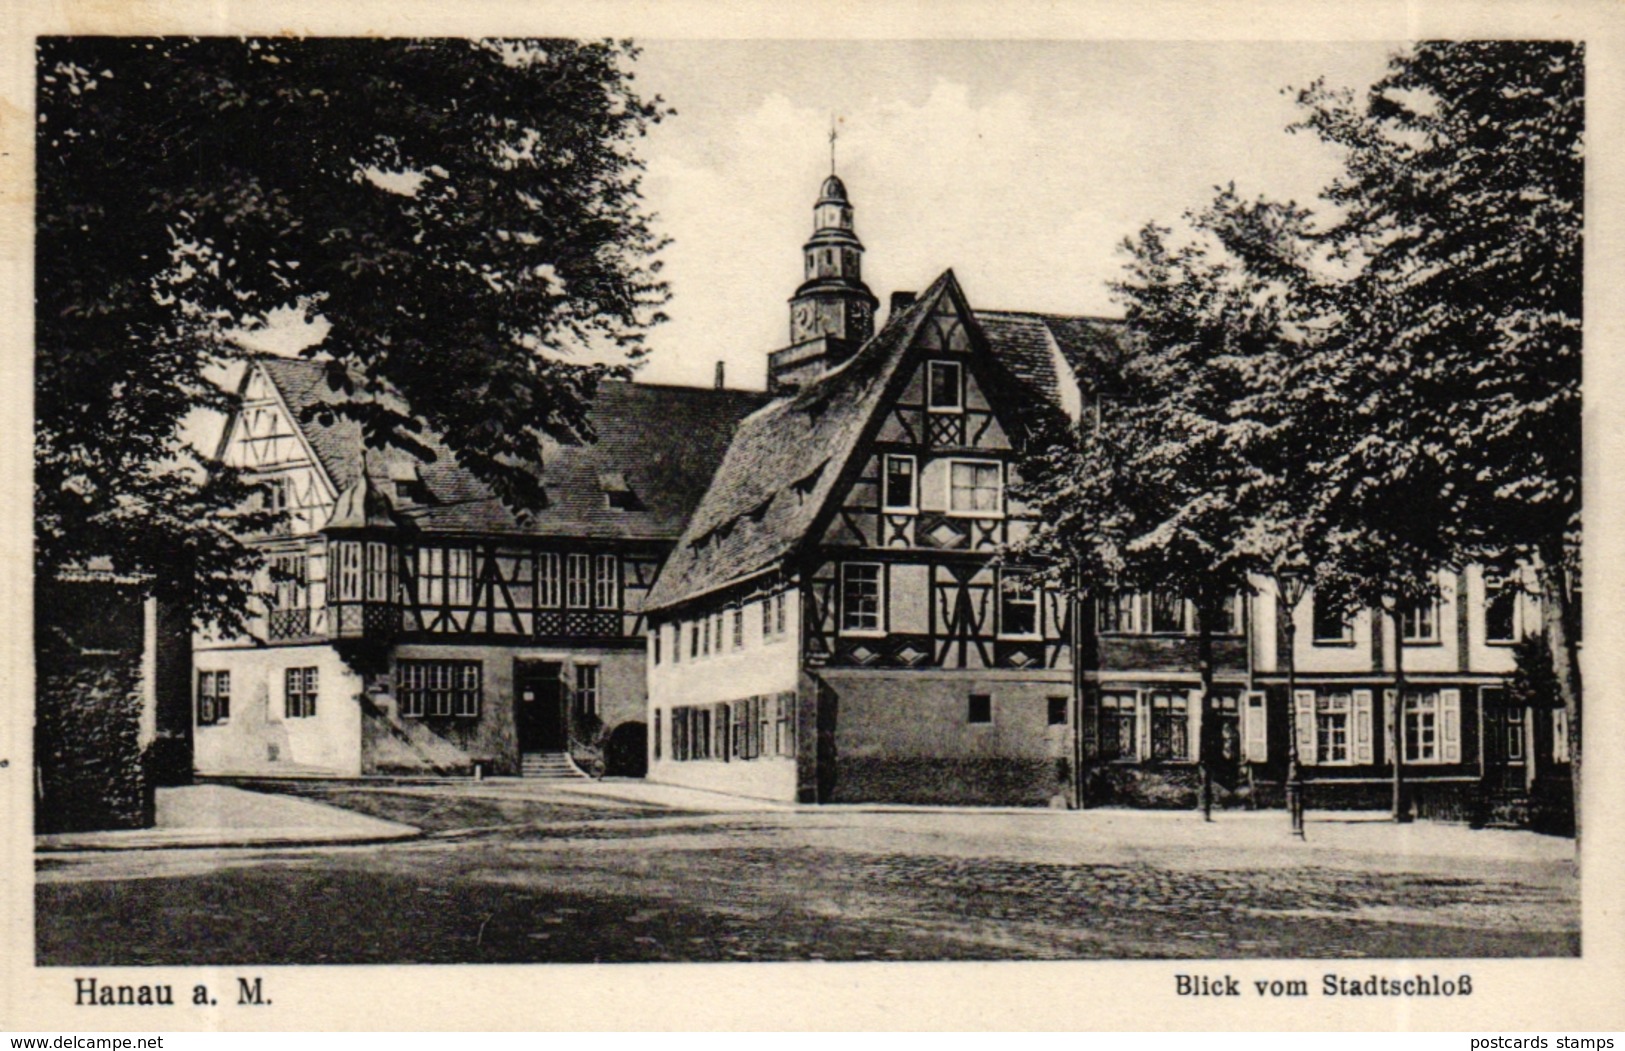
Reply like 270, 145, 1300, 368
35, 827, 423, 854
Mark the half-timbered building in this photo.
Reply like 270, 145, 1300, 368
193, 358, 766, 778
642, 175, 1124, 805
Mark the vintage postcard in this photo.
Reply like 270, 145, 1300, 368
2, 0, 1623, 1033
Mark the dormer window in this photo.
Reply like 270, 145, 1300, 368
600, 471, 642, 511
927, 361, 963, 413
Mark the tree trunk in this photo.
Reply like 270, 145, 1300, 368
1536, 545, 1581, 847
1389, 607, 1409, 822
1197, 590, 1217, 822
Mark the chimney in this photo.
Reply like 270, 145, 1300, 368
889, 290, 917, 318
714, 361, 725, 390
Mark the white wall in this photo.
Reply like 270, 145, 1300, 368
194, 644, 364, 777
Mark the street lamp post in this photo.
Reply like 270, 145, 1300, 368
1278, 572, 1309, 839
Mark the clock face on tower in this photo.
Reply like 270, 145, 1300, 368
793, 302, 815, 340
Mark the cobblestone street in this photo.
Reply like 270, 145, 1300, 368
36, 784, 1578, 964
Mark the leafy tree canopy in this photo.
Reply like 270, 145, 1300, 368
37, 37, 671, 630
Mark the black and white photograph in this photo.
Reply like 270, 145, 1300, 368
5, 0, 1621, 1034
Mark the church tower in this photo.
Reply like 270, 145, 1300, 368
767, 161, 880, 394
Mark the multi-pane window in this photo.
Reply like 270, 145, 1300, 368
270, 552, 309, 610
1149, 692, 1189, 760
284, 666, 318, 719
654, 709, 662, 761
948, 460, 1002, 516
1150, 591, 1186, 634
1098, 591, 1139, 634
538, 552, 561, 607
1402, 600, 1439, 643
397, 660, 482, 718
702, 614, 711, 656
336, 542, 363, 601
731, 607, 744, 650
691, 622, 700, 659
762, 595, 773, 638
1202, 592, 1243, 636
927, 360, 963, 411
1313, 595, 1352, 644
566, 553, 591, 609
1485, 575, 1518, 644
1099, 692, 1137, 761
574, 664, 599, 718
653, 629, 661, 666
967, 694, 992, 725
841, 563, 883, 633
999, 570, 1039, 637
197, 671, 231, 725
365, 542, 391, 602
594, 554, 618, 609
1403, 691, 1440, 762
416, 547, 472, 606
1316, 691, 1352, 763
775, 592, 787, 636
883, 454, 917, 511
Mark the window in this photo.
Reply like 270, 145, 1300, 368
574, 664, 599, 718
775, 591, 787, 636
1149, 692, 1189, 760
775, 694, 797, 756
948, 460, 1002, 516
1150, 591, 1186, 634
594, 554, 618, 609
967, 694, 992, 725
841, 563, 883, 634
927, 360, 963, 412
762, 596, 773, 638
538, 552, 561, 607
1485, 575, 1518, 644
653, 629, 661, 666
1316, 691, 1352, 764
691, 622, 700, 659
1402, 600, 1439, 643
883, 455, 917, 511
364, 542, 391, 602
336, 542, 363, 601
1505, 706, 1525, 762
262, 476, 290, 514
999, 569, 1039, 638
731, 607, 744, 650
270, 552, 309, 610
1098, 591, 1139, 634
1403, 691, 1440, 762
1099, 692, 1137, 760
284, 666, 318, 719
566, 553, 591, 609
197, 670, 230, 725
416, 547, 471, 606
1312, 595, 1353, 644
397, 660, 482, 718
654, 709, 662, 761
702, 614, 711, 656
1048, 696, 1068, 726
1204, 592, 1242, 636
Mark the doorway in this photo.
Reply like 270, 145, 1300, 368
515, 660, 566, 752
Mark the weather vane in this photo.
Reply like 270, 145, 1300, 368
829, 116, 838, 175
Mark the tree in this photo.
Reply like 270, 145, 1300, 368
1291, 41, 1583, 834
36, 37, 671, 632
1016, 193, 1309, 819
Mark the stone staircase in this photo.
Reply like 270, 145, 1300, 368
520, 751, 586, 780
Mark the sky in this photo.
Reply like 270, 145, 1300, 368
628, 40, 1400, 390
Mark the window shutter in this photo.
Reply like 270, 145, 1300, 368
1354, 689, 1375, 764
1187, 689, 1204, 760
1294, 690, 1316, 765
1440, 688, 1461, 763
1244, 691, 1268, 763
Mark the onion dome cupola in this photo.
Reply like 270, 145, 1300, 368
788, 170, 879, 348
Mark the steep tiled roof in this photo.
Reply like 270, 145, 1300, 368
258, 357, 769, 543
974, 310, 1127, 413
645, 272, 954, 612
646, 283, 1131, 613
